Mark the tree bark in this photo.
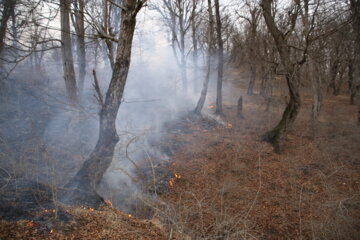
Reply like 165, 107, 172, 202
179, 2, 188, 91
60, 0, 78, 103
246, 8, 260, 96
194, 0, 214, 114
62, 0, 145, 206
350, 0, 360, 108
247, 64, 256, 95
0, 0, 16, 57
261, 0, 302, 153
104, 0, 115, 70
73, 0, 86, 92
237, 95, 244, 118
263, 70, 301, 152
191, 0, 199, 93
0, 0, 16, 81
214, 0, 224, 116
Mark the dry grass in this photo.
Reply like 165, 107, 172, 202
151, 71, 360, 239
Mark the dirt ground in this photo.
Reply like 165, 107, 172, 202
0, 68, 359, 239
156, 70, 360, 239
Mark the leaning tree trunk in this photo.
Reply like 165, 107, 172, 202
62, 0, 144, 207
194, 0, 214, 114
214, 0, 224, 116
60, 0, 78, 103
261, 0, 302, 153
263, 69, 301, 153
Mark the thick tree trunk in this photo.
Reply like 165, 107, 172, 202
261, 0, 302, 153
194, 0, 214, 114
350, 0, 360, 107
0, 0, 16, 56
214, 0, 224, 116
0, 0, 16, 81
60, 0, 78, 103
263, 71, 301, 153
62, 0, 144, 207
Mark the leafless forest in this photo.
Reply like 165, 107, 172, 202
0, 0, 359, 239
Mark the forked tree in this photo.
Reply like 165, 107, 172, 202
62, 0, 147, 206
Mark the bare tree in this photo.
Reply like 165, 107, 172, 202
237, 1, 261, 96
194, 0, 215, 114
260, 0, 305, 153
349, 0, 360, 123
214, 0, 224, 116
72, 0, 86, 92
349, 0, 360, 109
60, 0, 78, 103
155, 0, 193, 91
190, 0, 201, 93
63, 0, 147, 206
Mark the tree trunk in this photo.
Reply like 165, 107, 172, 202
194, 0, 214, 114
247, 64, 256, 95
261, 0, 302, 153
179, 9, 187, 92
263, 71, 301, 153
0, 0, 16, 82
62, 0, 144, 207
247, 10, 259, 96
329, 59, 340, 95
237, 95, 244, 118
348, 62, 356, 104
0, 0, 16, 56
214, 0, 224, 116
191, 1, 199, 93
104, 0, 115, 70
350, 0, 360, 106
74, 0, 86, 92
60, 0, 78, 103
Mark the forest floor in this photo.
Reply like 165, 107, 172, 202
0, 68, 359, 239
154, 71, 360, 239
